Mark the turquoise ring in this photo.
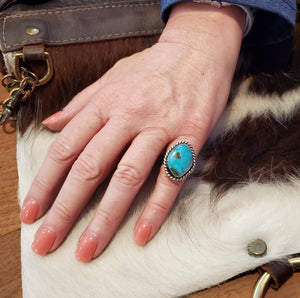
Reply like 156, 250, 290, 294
163, 141, 196, 181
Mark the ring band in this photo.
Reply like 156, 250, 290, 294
163, 141, 196, 181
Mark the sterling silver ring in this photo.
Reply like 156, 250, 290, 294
163, 141, 196, 181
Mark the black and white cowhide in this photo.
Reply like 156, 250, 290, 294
1, 24, 300, 298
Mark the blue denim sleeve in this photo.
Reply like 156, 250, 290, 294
160, 0, 297, 45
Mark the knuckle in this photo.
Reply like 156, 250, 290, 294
49, 135, 75, 163
148, 200, 170, 215
186, 115, 210, 133
52, 203, 76, 223
141, 126, 171, 144
90, 89, 111, 111
72, 153, 102, 182
113, 164, 144, 188
156, 126, 171, 143
87, 100, 106, 123
33, 176, 52, 195
96, 209, 117, 229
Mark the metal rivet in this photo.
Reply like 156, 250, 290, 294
26, 26, 40, 36
247, 239, 267, 257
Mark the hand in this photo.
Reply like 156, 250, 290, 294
20, 3, 245, 262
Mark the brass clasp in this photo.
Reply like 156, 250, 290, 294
12, 51, 53, 87
0, 47, 54, 127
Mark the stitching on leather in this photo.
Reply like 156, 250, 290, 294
2, 17, 8, 49
4, 2, 160, 18
2, 2, 162, 50
3, 29, 163, 49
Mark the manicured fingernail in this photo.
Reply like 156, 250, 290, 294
134, 223, 152, 246
32, 227, 56, 255
42, 111, 62, 125
75, 234, 98, 263
19, 199, 39, 224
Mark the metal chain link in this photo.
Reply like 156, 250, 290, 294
0, 51, 53, 127
0, 71, 39, 125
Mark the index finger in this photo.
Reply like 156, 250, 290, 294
20, 100, 106, 224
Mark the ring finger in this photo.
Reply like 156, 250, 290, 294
134, 136, 203, 246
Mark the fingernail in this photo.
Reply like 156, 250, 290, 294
19, 199, 39, 224
32, 227, 57, 256
42, 111, 62, 125
75, 234, 98, 263
134, 223, 152, 246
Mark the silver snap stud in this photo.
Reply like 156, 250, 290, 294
26, 26, 40, 36
247, 239, 267, 257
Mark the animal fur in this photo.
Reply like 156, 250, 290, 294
3, 25, 300, 298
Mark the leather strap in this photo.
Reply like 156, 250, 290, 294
259, 259, 294, 290
0, 0, 164, 53
23, 44, 46, 62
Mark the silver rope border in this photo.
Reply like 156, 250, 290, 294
163, 141, 196, 181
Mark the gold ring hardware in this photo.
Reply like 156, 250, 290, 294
1, 73, 19, 90
20, 67, 39, 84
12, 51, 53, 87
252, 257, 300, 298
19, 77, 37, 101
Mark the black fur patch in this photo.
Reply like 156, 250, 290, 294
197, 25, 300, 199
198, 110, 300, 199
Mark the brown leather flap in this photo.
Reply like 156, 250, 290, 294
0, 0, 164, 53
0, 0, 17, 10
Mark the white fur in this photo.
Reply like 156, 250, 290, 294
17, 81, 300, 297
209, 78, 300, 142
2, 52, 14, 74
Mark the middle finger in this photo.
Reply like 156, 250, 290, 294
75, 127, 169, 262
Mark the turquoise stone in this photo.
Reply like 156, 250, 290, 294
167, 144, 193, 178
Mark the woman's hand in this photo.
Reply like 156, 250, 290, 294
20, 3, 245, 262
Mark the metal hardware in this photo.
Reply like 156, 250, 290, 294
247, 239, 267, 257
0, 76, 38, 125
26, 26, 40, 36
1, 73, 18, 90
13, 51, 53, 86
252, 257, 300, 298
252, 272, 271, 298
0, 89, 24, 125
0, 49, 53, 126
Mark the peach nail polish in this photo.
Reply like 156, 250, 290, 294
134, 223, 152, 246
75, 234, 98, 263
19, 199, 39, 224
32, 227, 56, 256
42, 111, 62, 125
